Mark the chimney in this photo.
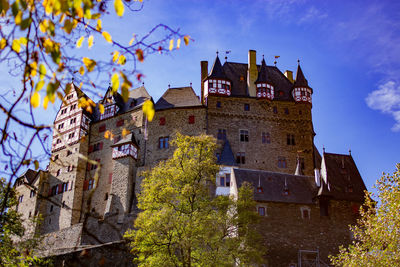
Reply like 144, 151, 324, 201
247, 50, 257, 97
200, 61, 208, 105
284, 70, 294, 83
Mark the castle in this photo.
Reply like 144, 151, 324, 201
14, 50, 367, 266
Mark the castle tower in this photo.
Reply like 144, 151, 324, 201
291, 63, 313, 104
255, 58, 274, 100
202, 54, 231, 102
44, 83, 92, 232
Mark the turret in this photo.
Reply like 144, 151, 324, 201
203, 53, 231, 101
291, 62, 313, 104
255, 58, 274, 100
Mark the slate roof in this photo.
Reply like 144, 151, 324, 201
155, 87, 202, 110
293, 65, 310, 89
14, 169, 38, 187
233, 169, 317, 204
207, 55, 228, 80
322, 153, 367, 202
255, 58, 274, 84
110, 133, 138, 148
222, 62, 294, 100
218, 140, 237, 166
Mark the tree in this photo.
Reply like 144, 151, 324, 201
331, 163, 400, 266
0, 177, 49, 266
124, 134, 263, 267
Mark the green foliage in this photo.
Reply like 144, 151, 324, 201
125, 134, 263, 266
331, 163, 400, 266
0, 178, 51, 266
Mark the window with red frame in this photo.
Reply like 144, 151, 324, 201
188, 115, 195, 124
116, 119, 124, 127
98, 124, 106, 133
159, 117, 166, 125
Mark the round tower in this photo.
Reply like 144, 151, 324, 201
203, 53, 231, 101
255, 58, 274, 100
291, 62, 313, 104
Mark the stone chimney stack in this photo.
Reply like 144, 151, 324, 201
247, 50, 257, 97
284, 70, 294, 83
200, 61, 208, 105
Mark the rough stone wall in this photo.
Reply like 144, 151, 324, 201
83, 107, 144, 221
207, 96, 314, 175
256, 199, 359, 266
145, 107, 207, 165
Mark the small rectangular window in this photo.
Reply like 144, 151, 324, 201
225, 174, 230, 186
216, 101, 221, 108
258, 207, 265, 216
219, 177, 225, 187
240, 130, 249, 142
98, 124, 106, 133
236, 152, 245, 164
286, 134, 295, 146
116, 119, 124, 127
244, 103, 250, 111
262, 132, 271, 144
273, 106, 278, 114
278, 157, 287, 168
159, 136, 169, 149
159, 117, 166, 126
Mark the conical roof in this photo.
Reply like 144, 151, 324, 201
294, 64, 309, 88
295, 157, 303, 176
208, 55, 228, 80
255, 58, 273, 84
218, 140, 237, 166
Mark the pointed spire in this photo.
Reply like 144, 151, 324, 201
294, 63, 309, 88
295, 156, 303, 175
208, 54, 228, 79
255, 58, 273, 84
218, 140, 237, 166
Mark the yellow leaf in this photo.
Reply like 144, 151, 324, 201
112, 51, 120, 62
43, 95, 49, 109
114, 0, 124, 17
104, 130, 111, 139
96, 19, 102, 31
169, 39, 174, 51
39, 19, 48, 33
15, 11, 22, 25
76, 36, 84, 48
82, 57, 96, 72
142, 100, 155, 122
79, 66, 85, 75
176, 38, 181, 49
0, 38, 6, 50
31, 91, 40, 108
19, 37, 27, 45
122, 128, 130, 138
88, 35, 94, 48
102, 31, 112, 43
184, 35, 190, 45
99, 103, 104, 114
30, 61, 37, 77
128, 36, 135, 46
118, 54, 126, 65
39, 64, 46, 80
35, 80, 45, 91
111, 73, 119, 93
12, 39, 20, 53
34, 160, 39, 170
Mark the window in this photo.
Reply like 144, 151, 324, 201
240, 130, 249, 142
216, 101, 221, 108
70, 104, 76, 111
278, 157, 287, 168
67, 165, 74, 172
287, 134, 295, 146
67, 94, 73, 100
258, 207, 266, 216
56, 139, 61, 144
68, 132, 75, 139
70, 118, 76, 124
56, 169, 61, 176
53, 154, 59, 161
63, 182, 69, 192
284, 108, 289, 114
257, 186, 263, 193
61, 108, 67, 115
159, 136, 169, 149
50, 205, 54, 212
159, 117, 166, 125
58, 123, 64, 130
67, 150, 72, 156
116, 119, 124, 127
29, 211, 31, 218
262, 132, 270, 144
225, 174, 230, 187
18, 195, 23, 203
30, 190, 35, 198
88, 179, 95, 190
301, 207, 311, 219
244, 103, 250, 111
217, 129, 226, 140
92, 142, 103, 152
273, 106, 278, 114
98, 124, 106, 133
219, 177, 225, 187
236, 152, 245, 164
188, 115, 195, 124
105, 193, 109, 200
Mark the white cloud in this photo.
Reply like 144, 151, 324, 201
298, 6, 328, 24
366, 81, 400, 131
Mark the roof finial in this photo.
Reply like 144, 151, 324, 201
323, 145, 325, 154
168, 84, 170, 88
108, 82, 111, 87
142, 82, 144, 86
190, 82, 192, 87
297, 59, 300, 65
216, 50, 219, 56
225, 56, 227, 62
274, 60, 277, 66
71, 77, 74, 82
349, 149, 351, 156
262, 54, 264, 60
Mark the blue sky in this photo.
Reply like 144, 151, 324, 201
1, 0, 399, 190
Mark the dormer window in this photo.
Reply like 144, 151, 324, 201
256, 83, 274, 100
206, 79, 231, 96
112, 143, 138, 159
